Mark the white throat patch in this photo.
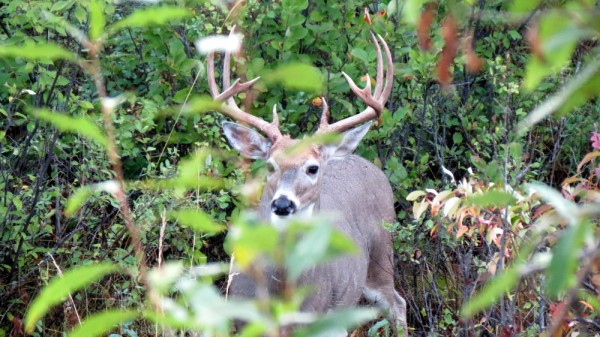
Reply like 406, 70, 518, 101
271, 203, 315, 231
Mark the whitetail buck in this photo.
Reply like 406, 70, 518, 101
207, 29, 407, 336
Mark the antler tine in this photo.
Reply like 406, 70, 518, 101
378, 34, 394, 104
222, 27, 237, 107
318, 34, 393, 134
371, 32, 384, 98
319, 97, 330, 129
207, 52, 221, 98
340, 71, 382, 113
206, 28, 282, 142
271, 104, 279, 129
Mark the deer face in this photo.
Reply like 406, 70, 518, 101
223, 121, 371, 224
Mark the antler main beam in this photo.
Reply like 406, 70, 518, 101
318, 32, 393, 134
207, 27, 282, 142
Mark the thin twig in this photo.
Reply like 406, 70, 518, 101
47, 253, 82, 326
158, 209, 167, 269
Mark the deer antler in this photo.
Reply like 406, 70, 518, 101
207, 27, 282, 142
318, 32, 393, 134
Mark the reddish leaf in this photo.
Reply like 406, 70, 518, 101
501, 325, 516, 337
436, 16, 459, 89
576, 151, 600, 172
417, 4, 436, 51
590, 131, 600, 149
526, 24, 545, 62
363, 7, 372, 25
12, 314, 24, 336
311, 96, 323, 107
464, 32, 483, 73
532, 204, 554, 219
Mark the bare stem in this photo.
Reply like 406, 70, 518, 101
86, 41, 159, 309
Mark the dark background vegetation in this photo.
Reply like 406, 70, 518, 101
1, 0, 599, 336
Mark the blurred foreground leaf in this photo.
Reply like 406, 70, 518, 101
520, 57, 600, 130
263, 63, 323, 92
65, 185, 93, 217
461, 264, 520, 317
109, 7, 191, 33
26, 263, 119, 332
31, 109, 108, 148
546, 219, 591, 298
170, 209, 225, 234
68, 310, 138, 337
464, 190, 517, 208
286, 219, 357, 281
294, 307, 377, 337
88, 0, 105, 40
0, 42, 76, 61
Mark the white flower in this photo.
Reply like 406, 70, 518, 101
101, 96, 125, 111
21, 89, 36, 95
93, 180, 120, 195
195, 33, 243, 55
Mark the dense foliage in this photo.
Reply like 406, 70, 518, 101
1, 0, 599, 336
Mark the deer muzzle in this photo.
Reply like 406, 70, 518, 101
271, 195, 297, 216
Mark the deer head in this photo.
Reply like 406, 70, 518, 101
207, 28, 393, 225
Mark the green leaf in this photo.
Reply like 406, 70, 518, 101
13, 198, 23, 211
89, 0, 105, 40
25, 263, 119, 332
527, 183, 579, 224
403, 0, 428, 26
29, 109, 108, 147
520, 58, 600, 129
263, 63, 323, 92
452, 132, 463, 145
169, 209, 225, 234
228, 216, 279, 269
524, 12, 586, 90
65, 185, 93, 217
293, 307, 377, 337
350, 48, 369, 63
109, 7, 191, 33
461, 265, 520, 317
464, 190, 517, 208
286, 220, 356, 280
509, 0, 541, 12
180, 95, 224, 115
546, 219, 591, 298
0, 42, 76, 61
31, 109, 108, 148
67, 310, 138, 337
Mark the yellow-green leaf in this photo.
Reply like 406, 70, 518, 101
170, 209, 225, 234
89, 0, 105, 40
546, 219, 591, 298
263, 63, 323, 92
25, 263, 119, 332
67, 310, 138, 337
31, 109, 108, 148
461, 265, 520, 317
109, 7, 191, 33
0, 42, 76, 61
464, 190, 517, 208
65, 186, 93, 217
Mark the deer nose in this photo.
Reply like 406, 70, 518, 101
271, 196, 296, 216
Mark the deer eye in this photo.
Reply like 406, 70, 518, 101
266, 162, 276, 174
306, 165, 319, 175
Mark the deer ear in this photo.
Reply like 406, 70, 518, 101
222, 122, 272, 159
324, 121, 371, 159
